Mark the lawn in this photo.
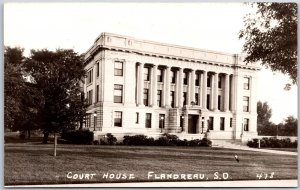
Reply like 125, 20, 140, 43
4, 143, 297, 185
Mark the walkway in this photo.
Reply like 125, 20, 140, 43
212, 140, 297, 156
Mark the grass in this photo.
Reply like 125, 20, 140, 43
5, 143, 297, 185
264, 148, 298, 152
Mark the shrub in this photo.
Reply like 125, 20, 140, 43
199, 138, 212, 147
123, 135, 150, 146
106, 133, 117, 145
60, 129, 94, 144
155, 133, 180, 146
188, 139, 202, 146
177, 139, 189, 146
247, 137, 297, 148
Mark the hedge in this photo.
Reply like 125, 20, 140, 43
247, 137, 297, 148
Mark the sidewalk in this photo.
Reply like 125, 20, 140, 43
9, 179, 298, 188
212, 141, 297, 156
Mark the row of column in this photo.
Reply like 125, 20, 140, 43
137, 63, 231, 112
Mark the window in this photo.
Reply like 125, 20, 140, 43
183, 72, 188, 85
207, 75, 211, 87
208, 117, 214, 130
157, 69, 163, 82
243, 96, 249, 112
87, 90, 93, 105
195, 73, 200, 86
171, 70, 176, 83
244, 77, 250, 90
170, 91, 175, 108
96, 85, 99, 102
180, 116, 184, 128
114, 111, 122, 127
159, 114, 165, 129
230, 118, 233, 128
114, 61, 123, 76
157, 90, 162, 107
143, 89, 149, 106
195, 93, 199, 105
218, 75, 222, 88
86, 114, 91, 128
220, 117, 225, 130
87, 69, 93, 84
136, 112, 139, 124
114, 85, 123, 103
144, 67, 150, 81
218, 95, 221, 110
244, 118, 249, 131
183, 92, 187, 106
145, 113, 152, 128
96, 62, 99, 77
206, 94, 210, 109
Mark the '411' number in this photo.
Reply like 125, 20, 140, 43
256, 172, 274, 180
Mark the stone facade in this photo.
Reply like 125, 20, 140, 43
83, 32, 260, 141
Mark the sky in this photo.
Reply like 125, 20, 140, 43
4, 2, 297, 124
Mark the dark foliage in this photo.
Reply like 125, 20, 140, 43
60, 130, 94, 144
240, 3, 297, 84
247, 137, 297, 148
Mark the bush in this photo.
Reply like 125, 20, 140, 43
60, 129, 94, 144
106, 133, 117, 145
247, 137, 297, 148
123, 135, 151, 146
199, 138, 212, 147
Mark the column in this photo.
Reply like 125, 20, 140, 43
213, 72, 219, 111
138, 62, 144, 106
224, 74, 230, 112
190, 69, 195, 104
230, 74, 236, 112
152, 65, 157, 107
175, 69, 179, 107
210, 74, 214, 110
165, 66, 171, 107
178, 68, 183, 107
186, 70, 191, 106
202, 71, 207, 109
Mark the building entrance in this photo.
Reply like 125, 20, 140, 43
188, 114, 198, 134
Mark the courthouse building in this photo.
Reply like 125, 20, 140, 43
83, 33, 260, 140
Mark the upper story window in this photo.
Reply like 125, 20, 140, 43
171, 70, 176, 83
157, 69, 163, 82
195, 73, 200, 86
87, 69, 93, 84
218, 75, 222, 88
114, 61, 123, 76
157, 90, 162, 107
144, 67, 150, 81
96, 62, 99, 77
143, 89, 149, 106
87, 90, 93, 105
243, 96, 249, 112
183, 72, 188, 85
207, 75, 211, 87
114, 84, 123, 103
244, 77, 250, 90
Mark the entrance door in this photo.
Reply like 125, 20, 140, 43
188, 115, 198, 134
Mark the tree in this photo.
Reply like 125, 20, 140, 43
4, 47, 25, 130
281, 116, 297, 136
24, 49, 87, 143
5, 46, 44, 138
257, 101, 273, 135
239, 3, 297, 84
